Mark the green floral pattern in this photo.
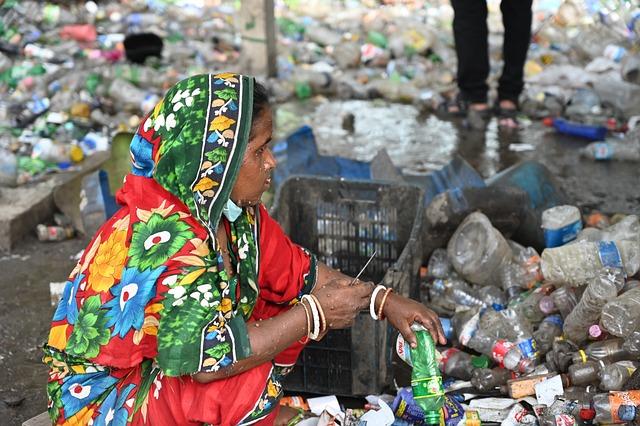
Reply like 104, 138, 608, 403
128, 212, 194, 270
66, 295, 111, 358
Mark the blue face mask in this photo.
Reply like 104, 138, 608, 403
222, 198, 243, 222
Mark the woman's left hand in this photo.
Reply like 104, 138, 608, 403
382, 293, 447, 348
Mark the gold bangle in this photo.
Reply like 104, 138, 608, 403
309, 294, 326, 334
299, 300, 311, 344
378, 288, 393, 320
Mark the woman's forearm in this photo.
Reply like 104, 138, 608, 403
192, 303, 308, 383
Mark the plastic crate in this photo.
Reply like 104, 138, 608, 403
272, 176, 424, 396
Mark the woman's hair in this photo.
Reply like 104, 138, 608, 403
252, 80, 270, 121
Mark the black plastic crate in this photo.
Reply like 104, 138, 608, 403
272, 176, 424, 396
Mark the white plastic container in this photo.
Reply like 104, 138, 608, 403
541, 205, 582, 248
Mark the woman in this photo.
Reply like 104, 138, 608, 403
44, 73, 446, 425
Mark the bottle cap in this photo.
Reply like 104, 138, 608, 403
539, 296, 556, 314
472, 355, 490, 369
579, 408, 596, 421
588, 324, 603, 338
618, 404, 636, 422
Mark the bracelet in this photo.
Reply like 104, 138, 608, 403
301, 295, 321, 340
309, 294, 327, 334
377, 288, 393, 320
370, 285, 386, 320
299, 300, 311, 344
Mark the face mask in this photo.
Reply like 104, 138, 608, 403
222, 198, 243, 222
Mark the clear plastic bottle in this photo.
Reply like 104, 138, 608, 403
576, 215, 639, 244
439, 348, 489, 381
568, 360, 602, 387
623, 330, 640, 354
470, 367, 512, 392
582, 140, 640, 162
594, 390, 640, 424
562, 270, 620, 345
600, 287, 640, 337
546, 340, 579, 373
572, 338, 631, 365
431, 277, 485, 309
542, 205, 583, 248
541, 241, 638, 287
447, 212, 513, 286
515, 287, 557, 325
599, 361, 639, 391
427, 248, 452, 279
550, 286, 581, 319
476, 285, 506, 308
534, 315, 564, 355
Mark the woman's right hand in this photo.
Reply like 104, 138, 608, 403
312, 278, 371, 329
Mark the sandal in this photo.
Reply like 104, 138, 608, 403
437, 94, 469, 118
494, 101, 520, 129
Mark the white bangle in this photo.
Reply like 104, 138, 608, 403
302, 295, 320, 340
370, 285, 386, 320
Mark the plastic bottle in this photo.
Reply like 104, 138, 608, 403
582, 139, 640, 162
623, 330, 640, 354
0, 149, 18, 187
549, 118, 608, 141
572, 338, 631, 365
541, 240, 638, 287
431, 278, 485, 309
471, 367, 512, 392
36, 224, 74, 242
568, 360, 602, 387
427, 248, 452, 279
542, 205, 583, 248
563, 272, 619, 345
599, 361, 639, 391
410, 327, 444, 425
576, 215, 640, 244
600, 287, 640, 337
447, 212, 513, 286
534, 315, 564, 355
594, 391, 640, 424
439, 348, 489, 381
476, 285, 506, 308
551, 286, 581, 319
515, 288, 557, 324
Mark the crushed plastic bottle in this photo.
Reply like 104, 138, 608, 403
447, 212, 513, 286
593, 390, 640, 424
600, 287, 640, 337
534, 315, 564, 355
599, 361, 639, 391
427, 248, 452, 279
541, 240, 638, 287
563, 271, 620, 345
470, 367, 512, 392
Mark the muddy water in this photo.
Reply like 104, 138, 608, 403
2, 101, 639, 425
276, 99, 639, 213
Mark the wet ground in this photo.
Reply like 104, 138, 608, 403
2, 101, 638, 425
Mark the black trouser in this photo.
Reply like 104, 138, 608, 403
451, 0, 533, 104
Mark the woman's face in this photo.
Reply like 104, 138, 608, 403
230, 107, 276, 206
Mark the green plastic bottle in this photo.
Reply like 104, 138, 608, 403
410, 327, 445, 425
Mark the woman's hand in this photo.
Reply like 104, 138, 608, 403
382, 293, 447, 348
312, 278, 371, 329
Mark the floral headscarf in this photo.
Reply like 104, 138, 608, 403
47, 73, 264, 378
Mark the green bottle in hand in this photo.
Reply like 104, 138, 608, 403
410, 327, 445, 425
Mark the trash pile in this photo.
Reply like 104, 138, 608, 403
274, 207, 640, 425
0, 0, 241, 186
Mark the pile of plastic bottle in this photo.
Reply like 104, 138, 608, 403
401, 206, 640, 425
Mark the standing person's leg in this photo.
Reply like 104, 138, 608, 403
451, 0, 490, 106
498, 0, 533, 107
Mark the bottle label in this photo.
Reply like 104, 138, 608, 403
491, 340, 515, 366
543, 315, 564, 327
396, 335, 412, 367
412, 375, 444, 399
440, 317, 453, 341
555, 414, 576, 426
608, 390, 640, 423
458, 312, 479, 346
439, 348, 459, 372
598, 241, 624, 271
544, 220, 582, 248
592, 142, 613, 160
518, 338, 539, 360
